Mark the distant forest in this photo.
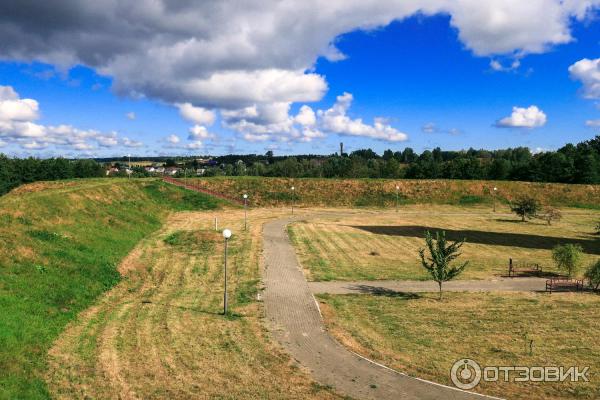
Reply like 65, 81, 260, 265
207, 135, 600, 184
0, 135, 599, 197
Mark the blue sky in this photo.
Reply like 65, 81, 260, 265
0, 2, 599, 158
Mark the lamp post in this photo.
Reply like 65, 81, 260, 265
291, 186, 295, 215
243, 194, 248, 230
222, 228, 232, 315
493, 187, 498, 212
395, 185, 400, 212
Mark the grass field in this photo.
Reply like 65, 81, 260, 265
190, 177, 600, 209
318, 292, 600, 400
288, 205, 600, 281
0, 178, 224, 399
47, 209, 341, 399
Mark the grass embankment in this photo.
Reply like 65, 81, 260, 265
48, 209, 341, 399
190, 177, 600, 208
318, 292, 600, 400
0, 178, 223, 399
288, 206, 600, 281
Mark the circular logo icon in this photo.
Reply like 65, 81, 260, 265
451, 358, 482, 390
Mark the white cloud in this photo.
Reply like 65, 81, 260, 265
586, 119, 600, 128
96, 132, 119, 147
422, 122, 438, 133
320, 93, 408, 142
122, 137, 144, 148
0, 1, 597, 113
490, 58, 521, 72
126, 111, 136, 120
188, 125, 215, 140
166, 134, 181, 144
569, 58, 600, 99
185, 141, 203, 149
497, 105, 547, 128
295, 105, 317, 126
177, 103, 216, 125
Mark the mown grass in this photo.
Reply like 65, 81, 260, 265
189, 176, 600, 208
288, 205, 600, 281
0, 178, 224, 399
318, 292, 600, 400
47, 209, 342, 399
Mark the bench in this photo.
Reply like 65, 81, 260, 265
546, 277, 584, 293
508, 258, 542, 277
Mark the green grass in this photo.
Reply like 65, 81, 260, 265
0, 178, 224, 399
190, 176, 600, 208
319, 292, 600, 400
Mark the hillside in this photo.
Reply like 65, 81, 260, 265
190, 177, 600, 208
0, 178, 224, 399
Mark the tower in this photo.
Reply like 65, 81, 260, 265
340, 142, 344, 157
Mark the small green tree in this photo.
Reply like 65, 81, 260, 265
552, 244, 584, 278
419, 231, 468, 300
584, 260, 600, 290
510, 196, 540, 222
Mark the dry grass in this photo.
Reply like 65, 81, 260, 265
47, 208, 341, 400
288, 205, 600, 281
318, 291, 600, 400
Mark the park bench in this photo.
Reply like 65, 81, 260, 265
545, 277, 584, 293
508, 258, 542, 277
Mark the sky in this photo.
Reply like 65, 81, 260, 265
0, 1, 599, 158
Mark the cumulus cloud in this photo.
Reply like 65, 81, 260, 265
569, 58, 600, 99
496, 105, 547, 128
320, 93, 408, 141
188, 125, 215, 140
177, 103, 216, 125
0, 85, 143, 153
126, 111, 136, 120
0, 0, 597, 112
166, 134, 180, 144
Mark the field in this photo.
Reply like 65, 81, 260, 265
288, 205, 600, 281
318, 292, 600, 400
191, 177, 600, 208
47, 208, 340, 399
0, 178, 224, 399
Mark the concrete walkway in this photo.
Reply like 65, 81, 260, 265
262, 217, 492, 400
308, 277, 547, 295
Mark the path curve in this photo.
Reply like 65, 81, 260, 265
262, 217, 493, 400
308, 277, 546, 295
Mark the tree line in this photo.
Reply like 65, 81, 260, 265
208, 135, 600, 184
0, 156, 104, 195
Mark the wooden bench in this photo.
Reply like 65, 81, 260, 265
546, 277, 584, 293
508, 258, 542, 277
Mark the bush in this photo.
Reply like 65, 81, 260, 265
552, 244, 584, 277
510, 196, 540, 222
584, 260, 600, 290
539, 207, 562, 226
595, 221, 600, 235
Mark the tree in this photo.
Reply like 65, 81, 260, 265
584, 260, 600, 290
539, 207, 562, 226
419, 231, 468, 300
595, 221, 600, 235
552, 244, 584, 278
510, 196, 540, 222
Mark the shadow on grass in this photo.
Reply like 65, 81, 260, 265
346, 285, 421, 299
350, 225, 600, 255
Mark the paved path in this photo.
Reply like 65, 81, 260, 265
262, 217, 492, 400
308, 277, 547, 295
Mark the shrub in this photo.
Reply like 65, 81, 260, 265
552, 244, 584, 277
595, 221, 600, 235
584, 260, 600, 290
539, 207, 562, 226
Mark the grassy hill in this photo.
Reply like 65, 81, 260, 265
0, 178, 224, 399
190, 177, 600, 208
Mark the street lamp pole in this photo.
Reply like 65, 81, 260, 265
493, 187, 498, 212
395, 185, 400, 212
291, 186, 295, 215
222, 229, 232, 315
243, 194, 248, 230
